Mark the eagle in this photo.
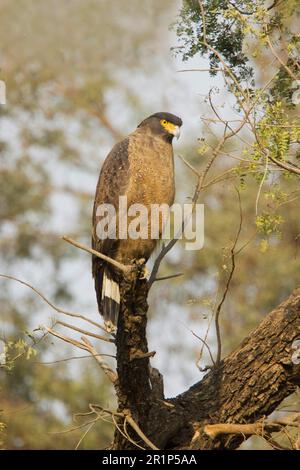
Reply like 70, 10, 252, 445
92, 112, 182, 331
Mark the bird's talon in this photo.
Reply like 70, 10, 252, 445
104, 320, 117, 333
130, 258, 148, 279
131, 258, 145, 266
139, 265, 149, 280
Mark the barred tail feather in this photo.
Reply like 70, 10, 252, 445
101, 269, 120, 332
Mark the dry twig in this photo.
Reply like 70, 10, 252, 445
62, 236, 133, 274
45, 327, 117, 384
0, 273, 107, 333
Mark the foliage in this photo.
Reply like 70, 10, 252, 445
174, 0, 253, 80
174, 1, 300, 91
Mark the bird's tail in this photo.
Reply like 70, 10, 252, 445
100, 267, 120, 332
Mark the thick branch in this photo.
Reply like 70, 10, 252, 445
146, 286, 300, 449
202, 412, 300, 441
203, 421, 281, 439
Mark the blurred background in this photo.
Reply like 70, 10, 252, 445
0, 0, 299, 449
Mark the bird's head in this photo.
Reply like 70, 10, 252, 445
138, 112, 182, 143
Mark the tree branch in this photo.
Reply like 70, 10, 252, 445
203, 421, 281, 440
215, 188, 243, 365
62, 236, 133, 274
46, 327, 117, 384
0, 273, 107, 333
144, 286, 300, 449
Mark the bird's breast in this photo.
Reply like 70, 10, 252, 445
127, 133, 175, 207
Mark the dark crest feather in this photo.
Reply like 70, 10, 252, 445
138, 112, 182, 128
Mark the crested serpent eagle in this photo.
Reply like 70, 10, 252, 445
92, 112, 182, 331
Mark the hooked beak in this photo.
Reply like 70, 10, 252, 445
173, 125, 181, 140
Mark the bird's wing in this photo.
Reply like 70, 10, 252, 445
92, 137, 130, 271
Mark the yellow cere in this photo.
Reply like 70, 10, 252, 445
160, 119, 177, 134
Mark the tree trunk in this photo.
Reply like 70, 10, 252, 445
113, 283, 300, 450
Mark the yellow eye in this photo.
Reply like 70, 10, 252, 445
161, 119, 168, 125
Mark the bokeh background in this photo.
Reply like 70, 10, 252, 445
0, 0, 299, 449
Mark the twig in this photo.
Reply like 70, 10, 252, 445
114, 413, 145, 450
46, 327, 117, 384
129, 351, 156, 361
50, 417, 100, 435
62, 236, 133, 274
273, 412, 300, 427
81, 337, 117, 383
154, 272, 183, 282
45, 327, 91, 352
149, 152, 218, 287
88, 404, 149, 451
268, 155, 300, 176
255, 151, 269, 215
190, 328, 216, 367
267, 0, 281, 11
122, 417, 146, 450
124, 410, 159, 450
177, 68, 224, 73
198, 0, 207, 43
264, 434, 291, 450
34, 353, 115, 365
201, 167, 237, 190
215, 188, 243, 365
228, 0, 254, 15
56, 320, 114, 343
196, 301, 217, 371
177, 154, 200, 177
228, 0, 281, 15
265, 32, 297, 81
180, 317, 215, 367
0, 273, 107, 333
75, 421, 96, 450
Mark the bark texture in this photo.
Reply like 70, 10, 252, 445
113, 283, 300, 450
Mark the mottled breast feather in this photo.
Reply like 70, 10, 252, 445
125, 127, 175, 214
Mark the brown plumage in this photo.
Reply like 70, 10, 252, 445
92, 112, 182, 330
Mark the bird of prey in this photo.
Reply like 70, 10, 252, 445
92, 112, 182, 331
